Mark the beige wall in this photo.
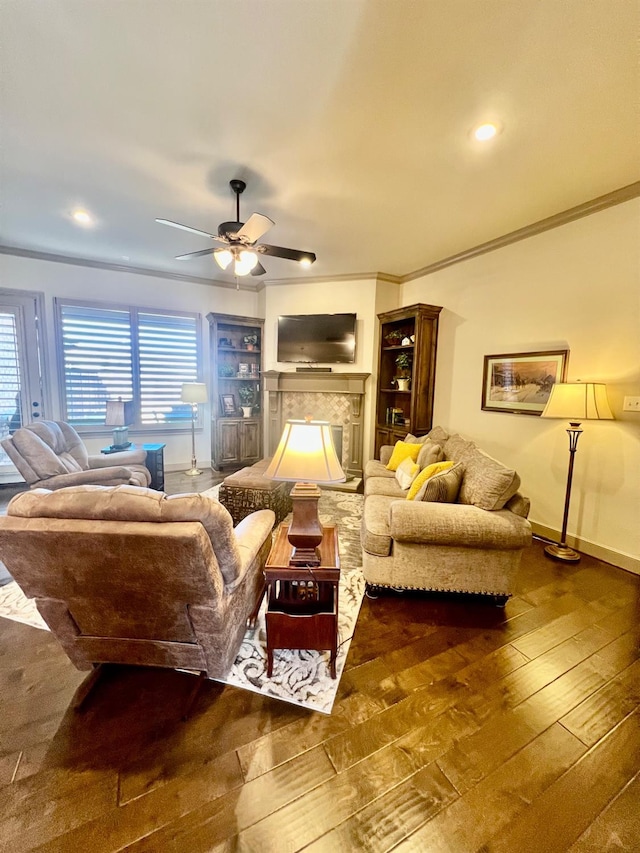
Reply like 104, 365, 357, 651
261, 276, 383, 457
0, 253, 260, 468
401, 199, 640, 571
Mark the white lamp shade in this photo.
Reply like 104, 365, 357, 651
214, 249, 233, 270
181, 382, 208, 404
541, 382, 614, 421
105, 399, 134, 426
265, 419, 346, 483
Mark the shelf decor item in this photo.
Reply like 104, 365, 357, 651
482, 350, 569, 416
181, 382, 208, 476
237, 384, 255, 417
243, 332, 259, 350
541, 382, 614, 562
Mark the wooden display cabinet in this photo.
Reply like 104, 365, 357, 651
207, 312, 264, 471
375, 303, 442, 457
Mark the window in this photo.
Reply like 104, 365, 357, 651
55, 299, 201, 429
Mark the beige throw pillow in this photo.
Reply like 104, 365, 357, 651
417, 439, 444, 469
395, 457, 419, 490
419, 462, 464, 503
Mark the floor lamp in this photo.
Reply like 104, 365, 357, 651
541, 382, 613, 562
181, 382, 208, 476
264, 418, 345, 566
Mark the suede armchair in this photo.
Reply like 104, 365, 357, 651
0, 485, 276, 683
1, 420, 151, 488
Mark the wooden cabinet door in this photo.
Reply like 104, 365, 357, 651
240, 420, 261, 463
216, 419, 240, 466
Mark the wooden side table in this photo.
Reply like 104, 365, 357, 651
264, 523, 340, 678
100, 443, 165, 490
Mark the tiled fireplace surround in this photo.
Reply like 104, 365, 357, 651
263, 371, 370, 479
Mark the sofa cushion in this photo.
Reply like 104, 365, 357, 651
395, 457, 419, 490
407, 460, 455, 500
417, 439, 444, 469
443, 433, 477, 462
458, 448, 521, 511
360, 495, 394, 556
426, 426, 449, 446
418, 462, 464, 503
386, 441, 421, 471
364, 458, 395, 480
365, 476, 407, 498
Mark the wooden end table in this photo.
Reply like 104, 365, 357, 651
264, 522, 340, 679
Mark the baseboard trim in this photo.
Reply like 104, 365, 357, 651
530, 521, 640, 576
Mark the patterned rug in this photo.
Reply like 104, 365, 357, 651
0, 487, 365, 714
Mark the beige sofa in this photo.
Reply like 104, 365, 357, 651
362, 426, 532, 603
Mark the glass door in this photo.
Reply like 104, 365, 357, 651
0, 291, 46, 483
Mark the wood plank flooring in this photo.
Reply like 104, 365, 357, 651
0, 472, 638, 852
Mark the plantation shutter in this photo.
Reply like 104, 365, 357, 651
57, 300, 200, 427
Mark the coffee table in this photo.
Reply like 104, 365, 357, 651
264, 522, 340, 678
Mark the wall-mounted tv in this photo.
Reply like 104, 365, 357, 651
277, 313, 357, 364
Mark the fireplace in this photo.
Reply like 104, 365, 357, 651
263, 371, 370, 478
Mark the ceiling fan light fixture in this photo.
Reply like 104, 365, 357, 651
214, 248, 233, 270
234, 250, 258, 276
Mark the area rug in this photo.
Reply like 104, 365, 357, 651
0, 488, 365, 714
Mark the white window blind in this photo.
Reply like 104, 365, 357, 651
57, 300, 200, 427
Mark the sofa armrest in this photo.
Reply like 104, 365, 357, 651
228, 509, 276, 591
32, 467, 144, 490
389, 500, 532, 550
88, 448, 147, 468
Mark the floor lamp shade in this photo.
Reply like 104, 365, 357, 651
265, 419, 345, 566
181, 382, 208, 476
541, 382, 613, 562
105, 399, 134, 449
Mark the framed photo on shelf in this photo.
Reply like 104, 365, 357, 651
481, 350, 569, 416
220, 393, 237, 416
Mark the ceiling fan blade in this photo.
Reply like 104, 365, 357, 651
236, 213, 274, 244
156, 218, 217, 240
175, 247, 217, 260
251, 262, 267, 276
259, 244, 316, 265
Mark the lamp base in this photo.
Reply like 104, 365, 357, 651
544, 542, 581, 563
287, 482, 323, 566
184, 466, 203, 477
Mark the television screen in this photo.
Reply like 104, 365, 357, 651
277, 313, 357, 363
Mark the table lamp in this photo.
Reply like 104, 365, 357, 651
541, 381, 613, 562
105, 398, 134, 450
181, 382, 208, 476
265, 417, 345, 566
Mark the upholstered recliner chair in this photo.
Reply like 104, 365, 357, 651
0, 485, 275, 686
1, 420, 151, 489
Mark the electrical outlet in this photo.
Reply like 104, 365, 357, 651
623, 396, 640, 412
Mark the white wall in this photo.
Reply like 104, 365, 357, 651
262, 276, 383, 457
402, 199, 640, 571
0, 253, 260, 468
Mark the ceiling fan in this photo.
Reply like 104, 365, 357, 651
156, 179, 316, 277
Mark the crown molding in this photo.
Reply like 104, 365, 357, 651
0, 245, 257, 292
254, 270, 401, 291
401, 181, 640, 283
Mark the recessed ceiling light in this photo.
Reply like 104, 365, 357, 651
473, 123, 500, 142
72, 209, 93, 225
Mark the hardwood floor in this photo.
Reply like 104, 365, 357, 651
0, 473, 638, 851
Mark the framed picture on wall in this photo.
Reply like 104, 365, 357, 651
481, 350, 569, 415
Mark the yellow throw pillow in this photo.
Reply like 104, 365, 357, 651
395, 457, 420, 490
406, 460, 455, 500
385, 440, 421, 472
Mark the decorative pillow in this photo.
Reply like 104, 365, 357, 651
457, 448, 521, 511
417, 439, 444, 470
395, 457, 419, 490
419, 462, 464, 503
406, 460, 455, 500
386, 440, 421, 471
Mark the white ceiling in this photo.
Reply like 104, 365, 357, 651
1, 0, 638, 287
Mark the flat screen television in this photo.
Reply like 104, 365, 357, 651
277, 313, 357, 364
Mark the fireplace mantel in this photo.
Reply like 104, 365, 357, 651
263, 371, 370, 477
